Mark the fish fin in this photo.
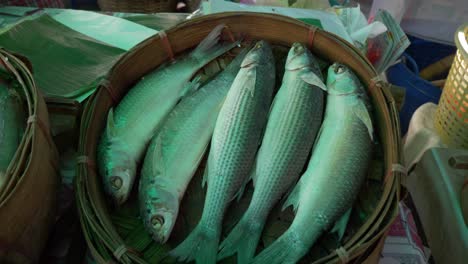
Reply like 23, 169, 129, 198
191, 141, 210, 176
353, 101, 374, 141
251, 157, 259, 187
301, 71, 327, 91
202, 167, 210, 188
222, 46, 251, 75
180, 76, 202, 98
202, 151, 213, 188
246, 67, 257, 97
231, 181, 248, 203
252, 230, 309, 264
106, 108, 117, 138
191, 24, 240, 65
150, 135, 165, 177
170, 223, 220, 264
282, 177, 303, 212
311, 123, 325, 151
218, 216, 264, 263
235, 151, 259, 202
265, 86, 283, 124
331, 209, 351, 241
202, 168, 209, 188
280, 179, 297, 207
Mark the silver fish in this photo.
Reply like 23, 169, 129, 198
139, 48, 249, 244
98, 24, 238, 205
0, 80, 25, 188
218, 43, 326, 263
170, 41, 276, 264
253, 63, 373, 264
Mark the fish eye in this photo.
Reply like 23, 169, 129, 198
110, 176, 122, 190
334, 65, 346, 74
255, 42, 263, 49
151, 215, 165, 228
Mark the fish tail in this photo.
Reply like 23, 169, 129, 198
218, 215, 264, 263
191, 24, 239, 66
252, 230, 309, 264
169, 223, 220, 264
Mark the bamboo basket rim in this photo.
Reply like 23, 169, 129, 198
0, 49, 58, 206
76, 12, 402, 264
98, 0, 178, 13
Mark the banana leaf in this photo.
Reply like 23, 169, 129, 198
118, 13, 188, 31
0, 14, 125, 101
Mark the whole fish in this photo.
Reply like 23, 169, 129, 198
98, 24, 238, 205
170, 41, 276, 264
253, 63, 373, 264
218, 43, 326, 263
0, 81, 25, 188
139, 47, 249, 244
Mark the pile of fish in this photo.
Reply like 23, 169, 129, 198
0, 77, 25, 190
98, 24, 374, 264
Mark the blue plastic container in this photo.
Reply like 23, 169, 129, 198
386, 53, 442, 134
386, 35, 457, 134
406, 36, 456, 72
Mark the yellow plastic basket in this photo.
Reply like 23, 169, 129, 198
435, 23, 468, 148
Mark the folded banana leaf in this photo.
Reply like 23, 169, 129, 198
0, 13, 125, 101
118, 13, 188, 31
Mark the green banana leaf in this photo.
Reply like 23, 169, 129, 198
0, 14, 125, 101
118, 13, 188, 31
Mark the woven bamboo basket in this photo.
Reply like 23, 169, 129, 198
98, 0, 178, 13
76, 13, 402, 264
0, 49, 59, 263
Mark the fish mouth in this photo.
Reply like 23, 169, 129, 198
110, 176, 123, 190
152, 233, 167, 244
292, 43, 305, 54
334, 64, 347, 74
254, 41, 265, 50
113, 195, 126, 206
285, 44, 310, 70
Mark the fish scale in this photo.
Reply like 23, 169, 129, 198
170, 41, 275, 264
291, 119, 370, 230
217, 43, 325, 263
252, 63, 373, 264
205, 85, 263, 223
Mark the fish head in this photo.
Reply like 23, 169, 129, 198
285, 42, 314, 71
144, 188, 178, 243
100, 147, 137, 206
241, 40, 272, 68
326, 63, 364, 95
